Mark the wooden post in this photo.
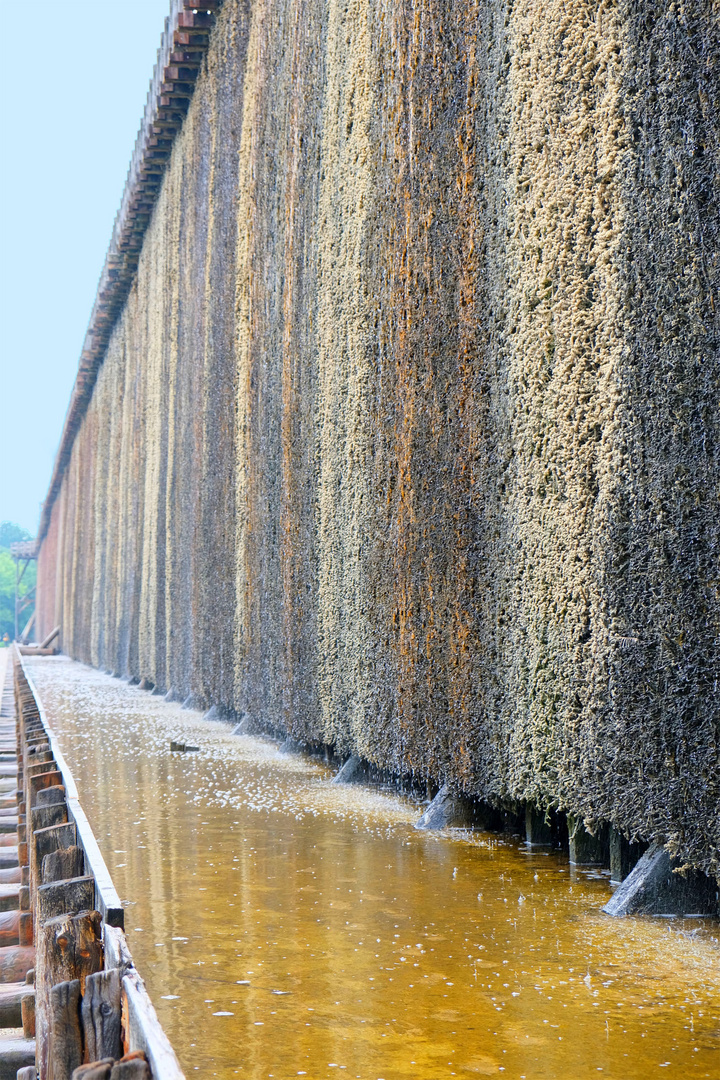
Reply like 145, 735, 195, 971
36, 911, 103, 1079
82, 968, 122, 1062
19, 911, 34, 946
29, 771, 64, 809
38, 877, 95, 924
36, 785, 67, 807
32, 823, 77, 907
42, 849, 85, 886
110, 1056, 151, 1079
71, 1062, 114, 1079
21, 984, 35, 1037
32, 802, 69, 835
48, 978, 82, 1080
26, 758, 56, 783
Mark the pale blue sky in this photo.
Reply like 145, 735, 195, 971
1, 0, 173, 533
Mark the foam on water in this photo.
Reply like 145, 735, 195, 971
28, 656, 720, 1080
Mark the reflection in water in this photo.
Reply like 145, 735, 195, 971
28, 657, 720, 1079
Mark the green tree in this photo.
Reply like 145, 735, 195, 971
0, 551, 16, 640
0, 522, 36, 642
0, 522, 31, 548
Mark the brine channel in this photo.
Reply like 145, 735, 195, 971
26, 656, 720, 1079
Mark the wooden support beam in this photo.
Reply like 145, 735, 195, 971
39, 626, 60, 650
19, 610, 35, 644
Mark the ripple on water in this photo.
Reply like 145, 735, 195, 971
27, 656, 720, 1080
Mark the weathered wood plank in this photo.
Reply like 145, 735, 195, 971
48, 978, 82, 1080
38, 877, 95, 924
66, 804, 123, 929
39, 627, 60, 650
31, 802, 68, 835
36, 911, 102, 1078
71, 1060, 114, 1079
0, 943, 34, 983
110, 1053, 151, 1079
21, 984, 35, 1037
122, 971, 184, 1079
0, 909, 19, 947
103, 926, 132, 974
32, 823, 76, 900
0, 882, 20, 911
0, 978, 32, 1027
25, 756, 54, 780
19, 911, 33, 946
29, 771, 63, 808
0, 847, 19, 869
36, 786, 66, 808
82, 968, 122, 1063
42, 848, 85, 887
0, 1038, 36, 1074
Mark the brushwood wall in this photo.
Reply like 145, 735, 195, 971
37, 0, 720, 878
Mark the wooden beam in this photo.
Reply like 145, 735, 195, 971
36, 911, 102, 1077
19, 611, 35, 645
39, 626, 60, 650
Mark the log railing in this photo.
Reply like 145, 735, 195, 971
38, 1, 224, 548
13, 648, 185, 1080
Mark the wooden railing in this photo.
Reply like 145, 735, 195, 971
38, 1, 224, 547
14, 648, 185, 1080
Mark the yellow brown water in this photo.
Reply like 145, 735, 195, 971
27, 657, 720, 1079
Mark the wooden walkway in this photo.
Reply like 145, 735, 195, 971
0, 648, 36, 1075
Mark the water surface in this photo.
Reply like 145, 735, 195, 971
28, 657, 720, 1079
